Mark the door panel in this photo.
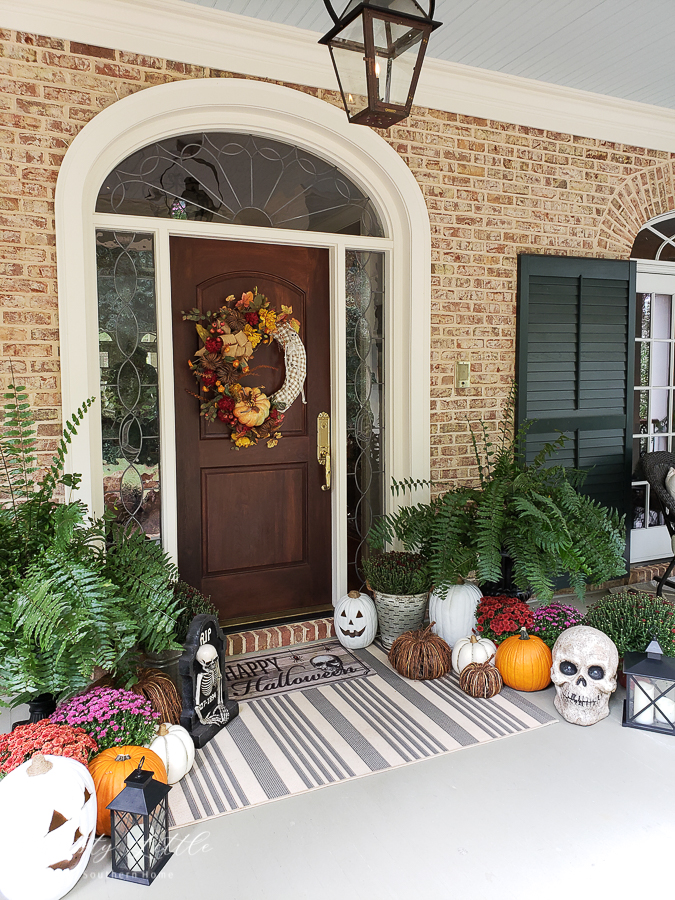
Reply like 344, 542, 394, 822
171, 237, 331, 623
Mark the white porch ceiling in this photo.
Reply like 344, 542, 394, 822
177, 0, 675, 110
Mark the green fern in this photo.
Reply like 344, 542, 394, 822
367, 383, 626, 602
0, 388, 181, 707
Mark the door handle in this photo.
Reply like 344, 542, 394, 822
317, 412, 331, 492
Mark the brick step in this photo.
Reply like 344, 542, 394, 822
226, 617, 335, 657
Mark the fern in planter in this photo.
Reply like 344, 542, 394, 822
0, 384, 181, 707
369, 393, 626, 602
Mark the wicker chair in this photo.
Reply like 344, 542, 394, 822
640, 451, 675, 596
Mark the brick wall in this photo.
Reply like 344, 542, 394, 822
0, 28, 672, 485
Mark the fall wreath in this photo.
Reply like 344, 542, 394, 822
183, 289, 305, 449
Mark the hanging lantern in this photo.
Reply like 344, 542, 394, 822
107, 756, 173, 885
622, 639, 675, 735
319, 0, 441, 128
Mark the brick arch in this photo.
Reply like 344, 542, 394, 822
597, 161, 675, 256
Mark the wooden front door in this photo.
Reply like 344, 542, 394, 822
171, 237, 332, 624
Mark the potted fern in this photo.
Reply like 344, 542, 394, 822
0, 384, 182, 720
368, 392, 626, 603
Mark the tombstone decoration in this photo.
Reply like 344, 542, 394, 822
178, 614, 239, 748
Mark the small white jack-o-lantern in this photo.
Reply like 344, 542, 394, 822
334, 591, 378, 649
0, 753, 97, 900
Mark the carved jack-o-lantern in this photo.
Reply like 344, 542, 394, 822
334, 590, 378, 649
0, 754, 97, 900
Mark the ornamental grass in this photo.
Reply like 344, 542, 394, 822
583, 591, 675, 658
362, 551, 431, 596
0, 721, 98, 778
51, 686, 159, 753
530, 602, 585, 649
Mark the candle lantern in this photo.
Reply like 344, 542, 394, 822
319, 0, 442, 128
622, 640, 675, 735
107, 757, 173, 885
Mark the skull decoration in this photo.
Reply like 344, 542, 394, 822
195, 642, 230, 726
551, 625, 619, 726
311, 654, 344, 678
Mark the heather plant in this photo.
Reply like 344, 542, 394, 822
51, 686, 159, 753
362, 551, 431, 595
583, 591, 675, 657
530, 602, 585, 649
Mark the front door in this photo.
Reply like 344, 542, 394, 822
170, 237, 332, 624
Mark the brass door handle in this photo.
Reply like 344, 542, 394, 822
317, 412, 331, 491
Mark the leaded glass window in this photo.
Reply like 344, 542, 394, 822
96, 231, 161, 540
346, 250, 385, 588
96, 132, 384, 237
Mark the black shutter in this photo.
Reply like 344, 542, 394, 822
516, 254, 636, 546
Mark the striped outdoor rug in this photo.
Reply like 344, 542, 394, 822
168, 643, 556, 827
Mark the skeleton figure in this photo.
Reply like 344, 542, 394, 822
195, 643, 230, 726
551, 625, 619, 726
310, 654, 344, 678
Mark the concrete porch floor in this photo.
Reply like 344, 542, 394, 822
52, 586, 674, 900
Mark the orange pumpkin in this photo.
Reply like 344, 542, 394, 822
495, 627, 552, 691
233, 387, 270, 427
88, 746, 167, 836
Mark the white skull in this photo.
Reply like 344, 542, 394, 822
196, 643, 218, 670
551, 625, 618, 726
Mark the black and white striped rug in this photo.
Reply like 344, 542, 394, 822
168, 643, 556, 827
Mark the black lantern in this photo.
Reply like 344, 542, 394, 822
319, 0, 441, 128
107, 757, 173, 885
622, 639, 675, 735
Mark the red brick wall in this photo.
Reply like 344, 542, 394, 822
0, 28, 672, 484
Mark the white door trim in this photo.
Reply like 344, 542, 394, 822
56, 77, 431, 603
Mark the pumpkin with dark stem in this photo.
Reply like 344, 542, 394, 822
334, 590, 377, 649
495, 626, 552, 691
88, 746, 167, 836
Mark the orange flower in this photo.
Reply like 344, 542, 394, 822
237, 291, 255, 309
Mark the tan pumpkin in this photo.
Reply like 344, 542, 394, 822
233, 387, 271, 427
88, 747, 167, 836
459, 659, 503, 698
495, 627, 552, 691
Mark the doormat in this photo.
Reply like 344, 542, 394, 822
223, 641, 374, 702
168, 643, 557, 828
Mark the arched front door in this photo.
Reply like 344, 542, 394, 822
56, 78, 432, 617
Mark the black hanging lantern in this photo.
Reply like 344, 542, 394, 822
107, 757, 173, 885
622, 639, 675, 735
319, 0, 441, 128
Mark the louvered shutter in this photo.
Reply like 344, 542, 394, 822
516, 254, 636, 547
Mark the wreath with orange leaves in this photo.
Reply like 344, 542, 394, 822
183, 289, 300, 449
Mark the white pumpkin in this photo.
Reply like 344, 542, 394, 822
429, 582, 482, 648
0, 754, 97, 900
334, 590, 378, 649
148, 722, 195, 784
452, 634, 498, 675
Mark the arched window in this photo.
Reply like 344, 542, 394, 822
96, 132, 384, 237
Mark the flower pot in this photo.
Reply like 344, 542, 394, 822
11, 693, 56, 730
142, 649, 183, 690
372, 591, 429, 651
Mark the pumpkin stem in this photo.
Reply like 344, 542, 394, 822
469, 635, 478, 644
27, 754, 53, 777
158, 723, 170, 737
347, 590, 361, 598
519, 627, 530, 640
115, 754, 132, 762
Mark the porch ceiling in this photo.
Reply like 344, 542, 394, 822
176, 0, 675, 110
